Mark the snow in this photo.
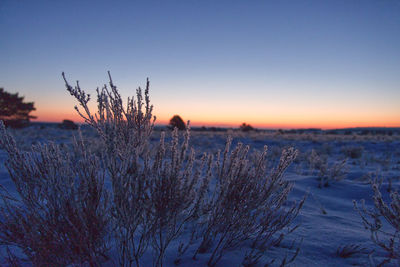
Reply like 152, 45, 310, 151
1, 125, 399, 266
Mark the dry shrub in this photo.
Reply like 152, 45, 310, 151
341, 145, 364, 159
189, 139, 305, 266
0, 72, 304, 266
307, 149, 347, 187
0, 122, 110, 266
64, 72, 213, 267
354, 179, 400, 266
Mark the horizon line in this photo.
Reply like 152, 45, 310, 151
32, 119, 400, 131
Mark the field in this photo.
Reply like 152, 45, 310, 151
1, 124, 399, 266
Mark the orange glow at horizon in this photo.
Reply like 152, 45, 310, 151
33, 109, 400, 130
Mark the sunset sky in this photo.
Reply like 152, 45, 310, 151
1, 0, 399, 129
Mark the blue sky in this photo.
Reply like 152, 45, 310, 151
1, 0, 399, 128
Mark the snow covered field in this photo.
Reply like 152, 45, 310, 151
1, 125, 399, 266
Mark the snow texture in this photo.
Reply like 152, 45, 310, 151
1, 125, 399, 266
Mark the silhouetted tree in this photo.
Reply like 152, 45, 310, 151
0, 88, 36, 128
239, 122, 254, 132
169, 115, 186, 130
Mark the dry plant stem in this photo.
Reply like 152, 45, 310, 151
336, 244, 369, 258
5, 246, 21, 267
192, 137, 303, 267
354, 179, 400, 265
64, 73, 214, 267
148, 127, 213, 267
64, 72, 155, 267
0, 121, 110, 266
63, 71, 155, 151
308, 149, 347, 187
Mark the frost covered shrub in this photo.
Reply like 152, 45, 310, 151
341, 145, 363, 159
63, 72, 215, 266
307, 149, 347, 187
354, 180, 400, 266
147, 129, 213, 266
0, 122, 110, 266
0, 72, 303, 266
65, 72, 304, 266
191, 139, 305, 267
307, 149, 326, 172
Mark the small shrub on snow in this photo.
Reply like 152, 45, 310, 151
354, 179, 400, 266
64, 72, 208, 266
191, 139, 305, 266
0, 122, 110, 266
0, 72, 304, 266
307, 149, 348, 187
341, 145, 364, 159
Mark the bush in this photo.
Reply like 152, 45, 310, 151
307, 149, 347, 187
354, 180, 400, 265
0, 88, 36, 128
342, 145, 363, 159
64, 72, 215, 266
58, 119, 78, 130
0, 122, 110, 266
239, 122, 254, 132
192, 140, 305, 266
169, 115, 186, 130
0, 72, 304, 266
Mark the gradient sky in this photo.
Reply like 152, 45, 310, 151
1, 0, 399, 129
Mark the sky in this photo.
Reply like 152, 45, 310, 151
1, 0, 399, 129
